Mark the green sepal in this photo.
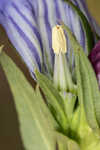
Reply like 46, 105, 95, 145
63, 23, 100, 136
35, 69, 69, 134
56, 132, 80, 150
0, 52, 57, 150
60, 92, 77, 123
77, 50, 100, 134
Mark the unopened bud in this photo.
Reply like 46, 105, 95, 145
52, 25, 67, 54
52, 26, 76, 93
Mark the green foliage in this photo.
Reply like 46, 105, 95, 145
63, 21, 100, 132
62, 92, 76, 123
0, 52, 71, 150
63, 23, 100, 149
35, 70, 69, 134
76, 50, 100, 133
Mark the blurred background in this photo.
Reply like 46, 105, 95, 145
0, 0, 99, 149
87, 0, 100, 25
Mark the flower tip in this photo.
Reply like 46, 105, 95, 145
52, 25, 67, 54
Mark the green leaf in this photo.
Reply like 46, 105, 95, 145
63, 0, 94, 54
56, 132, 80, 150
0, 52, 57, 150
78, 50, 100, 133
67, 139, 80, 150
63, 23, 100, 135
35, 70, 69, 133
74, 50, 87, 128
70, 106, 81, 142
61, 92, 76, 123
56, 132, 68, 150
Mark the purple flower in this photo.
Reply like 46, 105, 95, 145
89, 41, 100, 87
0, 0, 99, 78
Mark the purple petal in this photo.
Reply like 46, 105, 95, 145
0, 0, 99, 78
0, 0, 43, 74
0, 0, 11, 11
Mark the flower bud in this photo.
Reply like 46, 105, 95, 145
52, 25, 67, 54
52, 25, 76, 93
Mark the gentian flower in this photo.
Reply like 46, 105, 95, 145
89, 41, 100, 87
0, 0, 99, 80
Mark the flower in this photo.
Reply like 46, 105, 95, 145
89, 41, 100, 87
0, 0, 99, 78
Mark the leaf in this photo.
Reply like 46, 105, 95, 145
67, 139, 80, 150
63, 0, 94, 54
70, 106, 81, 143
56, 132, 80, 150
63, 24, 100, 135
56, 132, 68, 150
35, 70, 69, 133
78, 50, 100, 133
74, 50, 87, 128
62, 93, 76, 122
0, 52, 57, 150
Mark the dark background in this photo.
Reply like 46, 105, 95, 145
0, 1, 99, 149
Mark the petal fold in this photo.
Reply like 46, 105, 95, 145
0, 0, 43, 74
